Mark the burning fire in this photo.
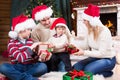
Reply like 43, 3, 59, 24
105, 20, 113, 28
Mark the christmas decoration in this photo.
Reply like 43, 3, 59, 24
24, 0, 61, 18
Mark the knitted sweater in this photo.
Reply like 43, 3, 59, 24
84, 26, 116, 58
48, 34, 68, 52
7, 38, 37, 64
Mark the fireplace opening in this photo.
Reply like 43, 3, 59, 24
100, 13, 117, 36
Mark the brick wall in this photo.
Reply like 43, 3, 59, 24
0, 0, 11, 54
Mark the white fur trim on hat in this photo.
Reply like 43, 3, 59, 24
56, 23, 67, 28
82, 12, 104, 27
35, 7, 53, 21
82, 12, 93, 22
89, 17, 101, 27
14, 19, 36, 33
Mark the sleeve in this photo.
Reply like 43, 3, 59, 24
84, 28, 116, 58
31, 28, 41, 42
70, 23, 89, 50
8, 41, 33, 63
65, 26, 72, 42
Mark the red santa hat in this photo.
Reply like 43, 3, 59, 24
50, 18, 67, 30
82, 4, 103, 27
32, 5, 53, 21
8, 14, 36, 39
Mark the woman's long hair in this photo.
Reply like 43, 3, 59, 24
87, 22, 103, 41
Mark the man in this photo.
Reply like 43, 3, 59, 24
31, 5, 72, 72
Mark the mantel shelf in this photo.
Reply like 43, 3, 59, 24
73, 4, 120, 11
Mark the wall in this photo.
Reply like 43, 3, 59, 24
0, 0, 12, 54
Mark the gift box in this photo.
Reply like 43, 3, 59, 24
37, 44, 52, 62
38, 50, 52, 61
66, 45, 79, 54
63, 70, 93, 80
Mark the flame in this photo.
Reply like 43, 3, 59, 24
105, 20, 113, 28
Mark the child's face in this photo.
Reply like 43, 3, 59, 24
55, 26, 66, 35
18, 28, 32, 39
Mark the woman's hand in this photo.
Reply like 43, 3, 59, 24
74, 48, 84, 56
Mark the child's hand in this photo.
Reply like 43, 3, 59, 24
49, 43, 55, 48
30, 42, 40, 50
63, 43, 69, 47
71, 30, 75, 37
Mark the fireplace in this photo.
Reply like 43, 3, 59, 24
73, 4, 120, 36
100, 6, 117, 36
100, 13, 117, 36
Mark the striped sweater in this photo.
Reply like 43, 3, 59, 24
7, 38, 38, 64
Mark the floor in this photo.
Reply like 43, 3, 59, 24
106, 64, 120, 80
0, 55, 120, 80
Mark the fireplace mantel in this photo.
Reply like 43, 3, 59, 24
73, 4, 120, 36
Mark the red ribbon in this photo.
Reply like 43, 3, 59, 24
69, 70, 85, 80
45, 50, 51, 59
39, 50, 51, 60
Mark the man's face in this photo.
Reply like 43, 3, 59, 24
39, 17, 51, 28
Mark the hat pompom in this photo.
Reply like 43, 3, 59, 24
8, 31, 18, 39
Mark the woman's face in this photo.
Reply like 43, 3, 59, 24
83, 19, 89, 28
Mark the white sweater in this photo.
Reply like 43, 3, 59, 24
48, 34, 68, 53
84, 27, 116, 58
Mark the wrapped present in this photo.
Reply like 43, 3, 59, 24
38, 50, 52, 61
63, 70, 93, 80
66, 45, 79, 54
36, 44, 52, 62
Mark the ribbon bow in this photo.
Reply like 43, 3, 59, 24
69, 70, 85, 80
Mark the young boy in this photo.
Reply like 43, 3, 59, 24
0, 14, 47, 80
47, 18, 72, 71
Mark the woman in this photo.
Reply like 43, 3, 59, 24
73, 4, 116, 77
